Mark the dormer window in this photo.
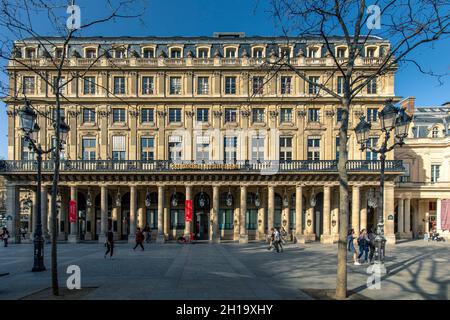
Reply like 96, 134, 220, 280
253, 48, 264, 58
55, 48, 64, 59
170, 48, 182, 58
143, 48, 155, 58
85, 48, 97, 58
114, 48, 126, 58
336, 47, 346, 58
280, 47, 290, 58
225, 48, 237, 58
198, 48, 209, 58
432, 127, 439, 138
308, 47, 320, 58
366, 47, 377, 58
25, 48, 36, 59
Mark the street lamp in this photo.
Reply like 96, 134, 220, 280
19, 101, 70, 272
354, 99, 412, 272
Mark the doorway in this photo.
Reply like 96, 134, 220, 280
194, 192, 210, 240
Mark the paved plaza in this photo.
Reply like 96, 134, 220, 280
0, 240, 448, 300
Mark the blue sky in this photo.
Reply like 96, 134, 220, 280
0, 0, 448, 159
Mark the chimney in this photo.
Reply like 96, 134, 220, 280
399, 96, 415, 115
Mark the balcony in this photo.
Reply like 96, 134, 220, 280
0, 160, 404, 174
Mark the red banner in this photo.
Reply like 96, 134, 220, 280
185, 200, 193, 222
69, 200, 77, 223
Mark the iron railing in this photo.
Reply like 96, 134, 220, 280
0, 160, 404, 173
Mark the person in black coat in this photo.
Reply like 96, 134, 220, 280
104, 228, 114, 259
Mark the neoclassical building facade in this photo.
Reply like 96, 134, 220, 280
1, 33, 402, 244
395, 100, 450, 240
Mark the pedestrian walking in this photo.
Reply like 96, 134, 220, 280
104, 228, 114, 259
277, 227, 284, 252
347, 229, 360, 265
133, 227, 145, 251
357, 229, 369, 263
1, 227, 9, 247
367, 229, 376, 263
267, 228, 275, 251
143, 224, 151, 243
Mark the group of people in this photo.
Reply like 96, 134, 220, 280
267, 227, 287, 253
347, 228, 376, 265
1, 227, 9, 247
104, 223, 153, 259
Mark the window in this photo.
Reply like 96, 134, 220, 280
366, 47, 376, 57
169, 77, 182, 95
308, 108, 320, 122
55, 48, 63, 59
367, 78, 377, 94
224, 136, 237, 163
52, 76, 66, 94
308, 47, 319, 58
25, 48, 36, 59
336, 47, 346, 58
225, 48, 236, 58
141, 137, 155, 160
21, 137, 35, 160
83, 77, 96, 94
83, 108, 95, 123
112, 108, 126, 123
337, 76, 344, 94
85, 48, 96, 58
170, 209, 185, 230
281, 47, 290, 58
399, 163, 410, 182
252, 108, 265, 123
225, 108, 237, 123
251, 135, 265, 161
307, 137, 320, 160
52, 108, 65, 122
335, 136, 340, 159
197, 77, 209, 95
225, 76, 236, 94
281, 76, 292, 94
170, 48, 181, 58
196, 136, 210, 161
114, 77, 126, 94
429, 202, 437, 211
253, 48, 263, 58
366, 137, 378, 160
432, 127, 439, 138
112, 136, 126, 160
82, 137, 96, 160
141, 108, 154, 123
51, 136, 66, 159
308, 76, 319, 94
367, 108, 378, 122
279, 137, 292, 161
22, 76, 35, 94
337, 108, 343, 122
252, 76, 264, 95
219, 202, 234, 230
280, 108, 293, 123
431, 165, 441, 182
169, 108, 182, 123
198, 48, 209, 58
114, 49, 126, 58
197, 108, 209, 122
146, 208, 157, 229
168, 136, 182, 161
142, 48, 154, 58
246, 209, 257, 230
142, 76, 154, 95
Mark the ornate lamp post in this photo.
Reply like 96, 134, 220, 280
19, 101, 70, 272
354, 99, 412, 271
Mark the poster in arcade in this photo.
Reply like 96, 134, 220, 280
69, 200, 77, 223
185, 200, 193, 222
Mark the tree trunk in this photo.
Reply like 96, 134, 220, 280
335, 97, 350, 300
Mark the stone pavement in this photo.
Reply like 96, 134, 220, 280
0, 240, 448, 300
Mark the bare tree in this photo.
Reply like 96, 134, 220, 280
262, 0, 450, 299
0, 0, 146, 295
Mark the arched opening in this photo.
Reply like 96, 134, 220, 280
120, 192, 130, 240
76, 192, 86, 240
145, 192, 158, 232
313, 192, 324, 240
246, 192, 258, 230
170, 191, 185, 233
219, 192, 234, 232
194, 191, 210, 240
274, 193, 282, 228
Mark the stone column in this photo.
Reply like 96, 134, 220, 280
436, 198, 442, 233
41, 186, 50, 241
68, 186, 78, 243
239, 185, 248, 243
424, 201, 430, 233
352, 185, 360, 235
156, 185, 165, 243
360, 189, 367, 231
98, 186, 108, 243
128, 185, 137, 243
295, 185, 305, 243
6, 184, 20, 243
184, 185, 192, 239
267, 185, 274, 231
320, 185, 332, 244
404, 198, 411, 238
384, 184, 396, 245
397, 198, 404, 235
331, 189, 339, 242
258, 191, 265, 241
211, 185, 220, 243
